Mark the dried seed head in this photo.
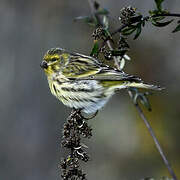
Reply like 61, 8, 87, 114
92, 27, 105, 40
118, 36, 130, 50
119, 6, 136, 24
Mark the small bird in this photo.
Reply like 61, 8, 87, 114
41, 48, 162, 114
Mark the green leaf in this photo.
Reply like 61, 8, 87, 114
134, 22, 142, 39
74, 16, 97, 26
149, 10, 159, 16
152, 16, 166, 22
121, 25, 137, 36
140, 94, 152, 111
172, 23, 180, 33
97, 8, 109, 15
133, 92, 139, 105
154, 0, 164, 11
90, 41, 99, 57
149, 9, 169, 16
133, 92, 152, 111
151, 19, 173, 27
74, 16, 91, 21
104, 29, 112, 39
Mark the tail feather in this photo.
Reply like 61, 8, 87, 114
126, 82, 164, 90
122, 75, 142, 82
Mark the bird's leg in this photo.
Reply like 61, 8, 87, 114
80, 110, 99, 120
71, 108, 98, 120
71, 108, 98, 129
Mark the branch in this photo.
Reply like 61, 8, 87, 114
87, 0, 178, 180
112, 13, 180, 36
153, 13, 180, 18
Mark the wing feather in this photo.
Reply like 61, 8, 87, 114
61, 52, 141, 82
62, 53, 103, 78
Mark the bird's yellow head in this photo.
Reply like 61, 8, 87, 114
41, 48, 69, 76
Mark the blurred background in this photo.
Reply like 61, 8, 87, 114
0, 0, 180, 179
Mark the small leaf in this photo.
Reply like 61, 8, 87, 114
133, 92, 139, 105
139, 94, 152, 111
103, 15, 109, 29
90, 40, 99, 57
151, 19, 173, 27
74, 16, 97, 26
124, 54, 131, 61
172, 23, 180, 33
104, 29, 112, 39
121, 25, 137, 36
97, 8, 109, 15
149, 9, 169, 16
154, 0, 164, 11
134, 22, 142, 39
74, 16, 91, 21
149, 10, 158, 16
133, 92, 152, 111
119, 58, 125, 70
152, 16, 165, 22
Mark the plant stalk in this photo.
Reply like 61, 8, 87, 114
128, 90, 177, 180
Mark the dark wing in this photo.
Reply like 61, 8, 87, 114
75, 68, 142, 82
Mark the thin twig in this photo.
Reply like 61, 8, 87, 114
111, 13, 180, 36
111, 24, 127, 36
153, 13, 180, 17
87, 0, 178, 179
106, 41, 120, 70
88, 0, 95, 15
128, 90, 177, 180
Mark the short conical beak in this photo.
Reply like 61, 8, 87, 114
40, 61, 48, 69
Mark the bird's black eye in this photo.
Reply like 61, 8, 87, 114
51, 58, 57, 62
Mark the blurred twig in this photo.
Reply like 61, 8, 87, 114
87, 0, 178, 180
128, 91, 177, 180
